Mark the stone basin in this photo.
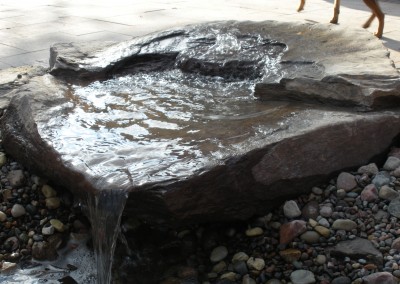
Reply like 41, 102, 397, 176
1, 20, 400, 224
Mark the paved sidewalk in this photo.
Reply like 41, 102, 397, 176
0, 0, 399, 70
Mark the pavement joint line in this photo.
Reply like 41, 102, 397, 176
0, 43, 28, 52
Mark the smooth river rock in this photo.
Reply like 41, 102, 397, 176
329, 238, 383, 265
1, 21, 400, 224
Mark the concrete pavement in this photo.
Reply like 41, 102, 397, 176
0, 0, 399, 70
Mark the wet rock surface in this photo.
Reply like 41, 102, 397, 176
1, 20, 400, 226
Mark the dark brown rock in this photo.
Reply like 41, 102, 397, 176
1, 21, 400, 225
329, 238, 383, 266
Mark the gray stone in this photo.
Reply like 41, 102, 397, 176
393, 167, 400, 178
300, 231, 320, 244
336, 172, 357, 192
7, 170, 25, 188
383, 156, 400, 171
302, 201, 319, 220
319, 205, 333, 218
329, 238, 383, 265
2, 21, 400, 224
379, 185, 399, 201
290, 270, 316, 284
358, 163, 379, 176
318, 217, 330, 228
210, 246, 228, 263
233, 261, 248, 275
332, 219, 357, 231
372, 171, 391, 189
315, 255, 326, 265
388, 197, 400, 218
42, 225, 55, 235
11, 204, 25, 218
0, 66, 47, 109
283, 200, 301, 218
336, 189, 347, 198
331, 276, 351, 284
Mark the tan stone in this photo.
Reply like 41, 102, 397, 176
45, 197, 61, 209
314, 225, 330, 238
246, 257, 265, 271
50, 219, 66, 232
212, 261, 226, 273
245, 227, 263, 237
279, 248, 301, 263
42, 185, 57, 198
220, 272, 237, 281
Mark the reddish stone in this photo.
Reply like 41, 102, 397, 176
280, 220, 307, 244
361, 184, 379, 202
363, 263, 378, 270
362, 272, 397, 284
391, 237, 400, 251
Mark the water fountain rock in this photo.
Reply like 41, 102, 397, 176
1, 20, 400, 226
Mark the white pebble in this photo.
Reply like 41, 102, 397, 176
0, 211, 7, 222
11, 204, 26, 218
246, 257, 265, 271
42, 225, 55, 235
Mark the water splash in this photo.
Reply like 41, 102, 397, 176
86, 189, 128, 284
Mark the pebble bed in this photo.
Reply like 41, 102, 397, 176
153, 148, 400, 284
0, 144, 89, 280
3, 141, 400, 284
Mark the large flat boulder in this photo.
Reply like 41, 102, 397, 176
1, 21, 400, 224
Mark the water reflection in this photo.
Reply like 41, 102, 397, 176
40, 69, 300, 187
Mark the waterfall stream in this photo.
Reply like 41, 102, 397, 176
86, 190, 128, 284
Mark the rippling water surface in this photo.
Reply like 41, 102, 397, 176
41, 69, 300, 188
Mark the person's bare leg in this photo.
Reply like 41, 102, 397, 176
297, 0, 305, 12
330, 0, 341, 24
362, 14, 376, 28
363, 0, 384, 38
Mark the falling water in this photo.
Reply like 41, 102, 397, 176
86, 189, 128, 284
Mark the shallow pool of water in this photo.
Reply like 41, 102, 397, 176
39, 69, 301, 189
